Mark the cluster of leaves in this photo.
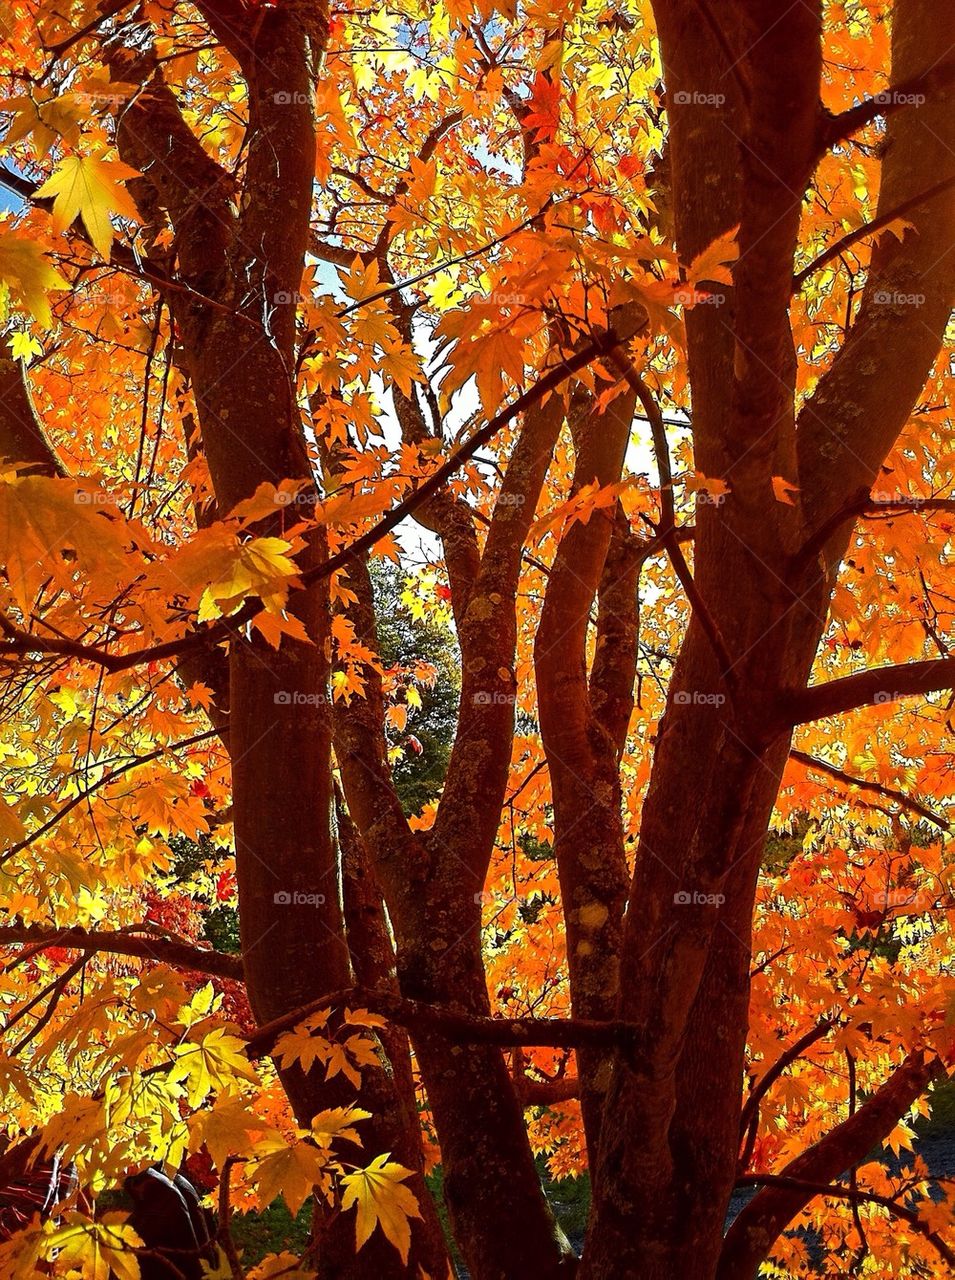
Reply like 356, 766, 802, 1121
0, 0, 949, 1273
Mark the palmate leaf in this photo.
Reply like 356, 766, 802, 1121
168, 1028, 258, 1107
0, 231, 67, 326
340, 1153, 422, 1265
251, 1136, 332, 1216
0, 475, 130, 610
34, 155, 140, 260
44, 1212, 143, 1280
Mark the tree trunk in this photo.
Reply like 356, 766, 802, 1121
582, 0, 954, 1274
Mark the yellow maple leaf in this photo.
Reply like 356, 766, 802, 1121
190, 1095, 274, 1168
44, 1212, 143, 1280
8, 331, 42, 361
311, 1105, 371, 1149
0, 231, 68, 325
34, 154, 141, 259
191, 535, 300, 621
341, 1154, 422, 1264
0, 792, 26, 846
252, 1136, 331, 1215
169, 1028, 258, 1106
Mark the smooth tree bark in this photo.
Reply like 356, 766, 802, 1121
535, 384, 637, 1163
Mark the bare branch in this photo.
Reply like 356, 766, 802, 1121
790, 748, 949, 829
819, 54, 955, 154
782, 657, 955, 726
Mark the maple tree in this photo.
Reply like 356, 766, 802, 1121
0, 0, 952, 1275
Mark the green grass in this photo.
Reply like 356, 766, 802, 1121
230, 1198, 312, 1266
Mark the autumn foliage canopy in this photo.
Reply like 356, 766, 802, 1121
0, 0, 952, 1276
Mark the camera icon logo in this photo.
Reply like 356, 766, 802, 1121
273, 891, 292, 905
274, 691, 292, 705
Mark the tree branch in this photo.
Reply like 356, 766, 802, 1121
0, 358, 65, 477
794, 490, 955, 574
790, 748, 949, 829
0, 924, 243, 979
818, 53, 955, 154
0, 328, 634, 675
718, 1051, 945, 1280
0, 729, 221, 866
782, 658, 955, 726
738, 1018, 835, 1171
244, 985, 640, 1059
793, 174, 955, 291
607, 348, 735, 682
734, 1173, 955, 1270
796, 0, 955, 539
